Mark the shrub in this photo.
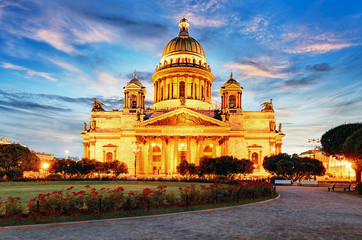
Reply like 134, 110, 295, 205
46, 174, 62, 180
355, 182, 362, 195
5, 196, 22, 216
270, 176, 286, 184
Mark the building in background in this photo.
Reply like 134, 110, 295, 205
299, 148, 355, 180
81, 17, 285, 177
0, 137, 11, 145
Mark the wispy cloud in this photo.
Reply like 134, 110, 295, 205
285, 43, 355, 54
1, 62, 57, 82
226, 57, 290, 79
47, 58, 81, 73
306, 63, 332, 72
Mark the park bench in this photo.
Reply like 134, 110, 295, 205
300, 180, 318, 186
328, 183, 352, 192
274, 180, 292, 185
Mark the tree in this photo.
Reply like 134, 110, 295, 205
110, 160, 129, 177
342, 128, 362, 182
176, 160, 198, 177
198, 156, 253, 179
263, 154, 326, 183
321, 123, 362, 182
0, 144, 40, 179
77, 158, 96, 177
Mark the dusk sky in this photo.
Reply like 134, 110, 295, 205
0, 0, 361, 158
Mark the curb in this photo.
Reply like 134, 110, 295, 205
0, 194, 280, 230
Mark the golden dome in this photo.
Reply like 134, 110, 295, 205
128, 72, 143, 87
161, 36, 205, 57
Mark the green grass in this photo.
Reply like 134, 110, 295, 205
0, 181, 208, 203
0, 194, 278, 227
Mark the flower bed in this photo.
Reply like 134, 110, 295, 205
0, 181, 274, 218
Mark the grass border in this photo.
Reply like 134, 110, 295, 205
0, 194, 279, 229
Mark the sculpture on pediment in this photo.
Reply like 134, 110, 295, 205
92, 98, 105, 112
278, 123, 282, 132
90, 120, 96, 130
137, 111, 141, 121
261, 99, 274, 112
269, 121, 276, 132
225, 111, 230, 121
83, 122, 87, 131
149, 113, 218, 126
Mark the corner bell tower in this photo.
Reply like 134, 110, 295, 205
123, 72, 146, 113
220, 72, 243, 114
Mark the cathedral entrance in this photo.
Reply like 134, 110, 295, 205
152, 146, 162, 175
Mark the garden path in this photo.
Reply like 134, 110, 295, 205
1, 186, 361, 240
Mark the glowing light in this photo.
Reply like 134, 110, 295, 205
180, 143, 185, 147
210, 144, 213, 147
151, 143, 155, 147
42, 162, 50, 170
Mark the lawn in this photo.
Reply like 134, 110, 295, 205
0, 181, 209, 203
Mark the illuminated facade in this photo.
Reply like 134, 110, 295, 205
81, 17, 285, 177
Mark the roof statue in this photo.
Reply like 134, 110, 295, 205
92, 98, 104, 112
261, 99, 274, 112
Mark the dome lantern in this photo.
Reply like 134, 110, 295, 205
178, 16, 189, 36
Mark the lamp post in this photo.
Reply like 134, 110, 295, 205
307, 138, 320, 158
65, 150, 69, 160
132, 142, 142, 178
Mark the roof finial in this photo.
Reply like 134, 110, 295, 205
134, 70, 137, 79
230, 71, 233, 79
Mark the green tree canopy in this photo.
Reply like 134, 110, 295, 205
0, 144, 40, 179
321, 123, 362, 156
263, 154, 326, 183
342, 128, 362, 182
321, 123, 362, 182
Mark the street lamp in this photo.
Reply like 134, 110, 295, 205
132, 142, 141, 178
65, 150, 69, 160
307, 138, 320, 158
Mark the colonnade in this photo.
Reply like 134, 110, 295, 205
221, 92, 242, 109
154, 75, 213, 103
124, 91, 146, 109
135, 135, 229, 175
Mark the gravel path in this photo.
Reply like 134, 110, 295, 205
1, 186, 361, 240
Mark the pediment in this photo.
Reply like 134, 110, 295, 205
135, 108, 230, 128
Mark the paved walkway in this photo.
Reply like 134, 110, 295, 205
1, 186, 361, 240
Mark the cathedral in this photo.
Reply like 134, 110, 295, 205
81, 17, 285, 177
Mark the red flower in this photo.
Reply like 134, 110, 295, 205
128, 192, 135, 196
84, 185, 90, 188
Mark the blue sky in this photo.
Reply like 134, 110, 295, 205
0, 0, 361, 158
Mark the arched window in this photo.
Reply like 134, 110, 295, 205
252, 152, 258, 165
131, 95, 137, 108
168, 84, 170, 99
193, 59, 196, 64
199, 60, 202, 65
106, 152, 113, 162
229, 95, 236, 108
170, 59, 173, 64
191, 84, 193, 99
203, 146, 212, 158
179, 81, 185, 98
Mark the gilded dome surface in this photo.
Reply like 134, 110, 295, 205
162, 36, 205, 57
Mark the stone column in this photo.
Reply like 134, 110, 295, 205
186, 136, 191, 163
198, 137, 204, 165
173, 136, 179, 172
225, 137, 229, 156
212, 137, 217, 158
147, 137, 153, 175
161, 136, 167, 174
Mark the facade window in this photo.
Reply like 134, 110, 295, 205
152, 146, 161, 162
131, 96, 137, 108
203, 146, 212, 158
252, 152, 258, 164
229, 95, 236, 108
191, 84, 193, 99
179, 81, 185, 98
106, 152, 113, 162
168, 84, 170, 99
206, 85, 209, 97
161, 87, 164, 100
